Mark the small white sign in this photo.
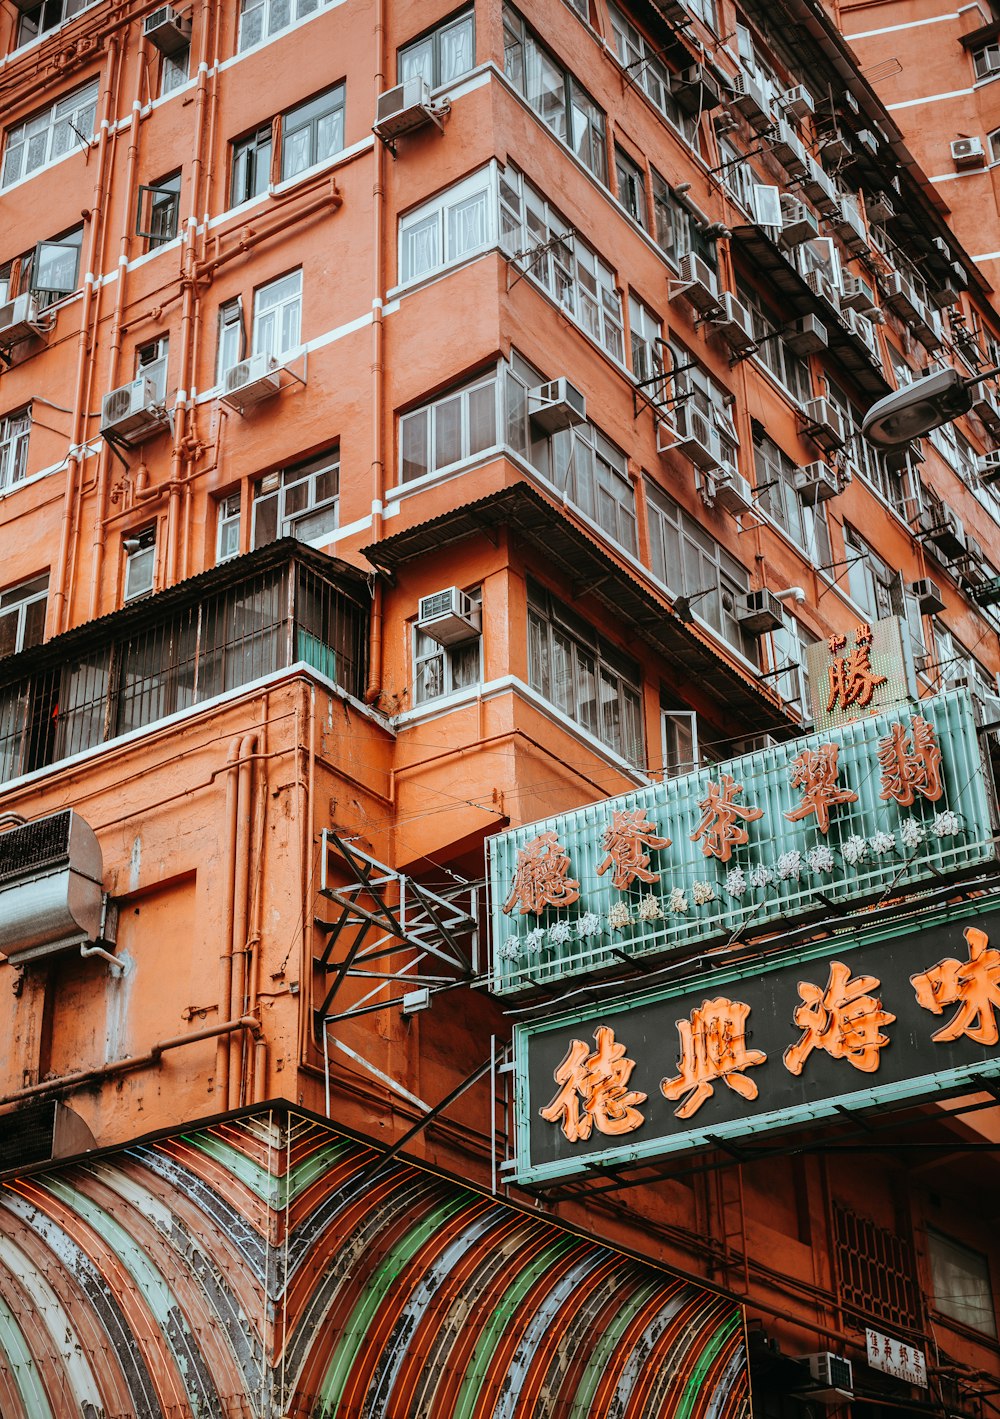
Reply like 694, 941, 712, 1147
866, 1328, 927, 1388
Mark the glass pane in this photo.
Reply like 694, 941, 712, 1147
467, 383, 497, 454
447, 190, 488, 260
433, 395, 462, 468
401, 411, 429, 481
400, 37, 433, 85
440, 14, 474, 82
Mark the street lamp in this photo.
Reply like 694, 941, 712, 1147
861, 366, 997, 447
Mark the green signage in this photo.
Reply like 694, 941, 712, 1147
486, 689, 995, 995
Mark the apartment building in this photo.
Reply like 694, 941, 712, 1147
0, 0, 999, 1411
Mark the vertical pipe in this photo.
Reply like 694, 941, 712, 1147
216, 739, 241, 1103
228, 731, 258, 1108
363, 0, 388, 704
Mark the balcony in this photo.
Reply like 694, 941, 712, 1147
0, 542, 369, 786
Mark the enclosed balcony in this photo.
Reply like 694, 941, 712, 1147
0, 541, 368, 785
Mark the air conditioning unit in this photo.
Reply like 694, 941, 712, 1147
671, 252, 722, 316
713, 466, 755, 515
910, 578, 946, 615
881, 271, 924, 324
840, 274, 877, 313
917, 505, 966, 561
856, 128, 879, 154
728, 72, 774, 132
819, 128, 852, 166
0, 810, 104, 967
0, 291, 45, 347
100, 375, 169, 445
416, 587, 481, 646
800, 397, 848, 452
143, 4, 192, 55
374, 76, 439, 141
829, 199, 868, 254
785, 314, 827, 355
709, 292, 755, 352
779, 198, 819, 247
661, 400, 727, 470
804, 268, 840, 313
951, 136, 986, 169
779, 84, 814, 120
867, 192, 894, 223
220, 351, 282, 412
802, 1353, 854, 1401
794, 460, 840, 501
801, 157, 838, 214
929, 279, 962, 310
527, 377, 586, 434
771, 121, 808, 178
672, 64, 722, 114
978, 449, 1000, 485
970, 387, 1000, 434
738, 588, 784, 635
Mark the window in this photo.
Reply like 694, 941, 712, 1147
972, 42, 1000, 79
0, 409, 31, 491
767, 613, 818, 718
0, 574, 47, 659
527, 581, 644, 764
136, 173, 182, 248
399, 10, 474, 88
238, 0, 326, 51
123, 526, 156, 601
738, 283, 811, 404
136, 336, 169, 401
2, 79, 99, 187
629, 294, 663, 389
753, 429, 832, 562
990, 127, 1000, 163
217, 298, 245, 381
252, 449, 339, 546
231, 126, 273, 205
217, 492, 242, 562
843, 525, 897, 620
607, 4, 698, 145
280, 84, 345, 181
667, 348, 740, 471
650, 168, 717, 271
502, 5, 608, 184
29, 226, 84, 306
645, 480, 755, 658
414, 588, 482, 703
399, 168, 494, 284
661, 706, 699, 777
16, 0, 93, 46
252, 269, 302, 359
500, 167, 623, 361
615, 147, 647, 229
161, 47, 190, 95
535, 420, 637, 553
927, 1231, 996, 1337
400, 371, 499, 482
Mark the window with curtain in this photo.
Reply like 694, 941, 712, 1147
398, 168, 494, 284
281, 84, 345, 181
1, 79, 98, 188
0, 409, 31, 491
752, 428, 832, 562
398, 10, 475, 88
606, 3, 698, 145
252, 270, 302, 359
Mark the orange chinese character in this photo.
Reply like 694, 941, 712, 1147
826, 626, 888, 713
911, 926, 1000, 1045
878, 716, 944, 806
540, 1026, 647, 1142
596, 808, 671, 890
690, 774, 764, 862
501, 831, 580, 916
660, 997, 767, 1119
784, 743, 859, 834
783, 960, 895, 1075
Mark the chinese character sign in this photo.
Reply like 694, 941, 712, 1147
517, 906, 1000, 1183
806, 615, 915, 732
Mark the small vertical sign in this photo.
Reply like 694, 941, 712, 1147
806, 616, 916, 732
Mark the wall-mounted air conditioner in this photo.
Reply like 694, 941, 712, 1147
799, 397, 848, 451
804, 269, 840, 313
709, 292, 755, 352
101, 375, 170, 445
660, 401, 727, 470
143, 5, 191, 55
778, 84, 814, 120
712, 466, 755, 516
417, 587, 481, 646
671, 64, 721, 114
771, 121, 808, 178
671, 252, 722, 316
911, 578, 945, 615
778, 198, 819, 247
867, 192, 894, 223
794, 460, 840, 501
0, 291, 45, 348
785, 314, 827, 355
829, 198, 868, 254
916, 505, 966, 560
0, 810, 104, 967
527, 377, 586, 434
801, 1353, 854, 1401
738, 589, 784, 634
374, 76, 442, 141
818, 128, 852, 166
801, 157, 838, 214
728, 72, 774, 132
970, 387, 1000, 435
951, 136, 985, 169
840, 274, 877, 313
220, 351, 282, 412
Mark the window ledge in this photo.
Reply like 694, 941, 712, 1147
268, 133, 373, 198
127, 235, 184, 273
221, 0, 350, 71
0, 135, 98, 196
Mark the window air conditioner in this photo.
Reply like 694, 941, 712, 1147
672, 252, 722, 316
802, 1353, 854, 1401
799, 397, 848, 452
671, 64, 722, 115
709, 292, 755, 352
819, 128, 852, 166
771, 121, 808, 178
867, 192, 894, 223
416, 587, 481, 646
917, 505, 966, 560
856, 128, 879, 154
143, 5, 192, 56
374, 76, 438, 141
970, 387, 1000, 435
728, 72, 774, 132
804, 269, 840, 313
778, 198, 819, 247
0, 291, 45, 347
785, 314, 827, 355
0, 810, 104, 967
220, 351, 282, 412
101, 375, 169, 445
830, 199, 868, 254
801, 157, 837, 214
779, 84, 814, 120
662, 400, 732, 471
794, 460, 840, 501
951, 136, 986, 169
738, 589, 785, 635
527, 377, 586, 434
881, 271, 923, 324
840, 274, 877, 313
978, 449, 1000, 485
910, 578, 946, 615
712, 466, 755, 516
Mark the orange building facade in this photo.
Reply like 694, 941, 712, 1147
0, 0, 1000, 1411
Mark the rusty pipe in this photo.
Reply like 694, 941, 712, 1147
195, 181, 342, 282
364, 0, 387, 704
229, 731, 258, 1108
216, 737, 242, 1104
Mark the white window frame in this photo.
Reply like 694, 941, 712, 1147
606, 3, 698, 145
973, 42, 1000, 80
252, 449, 339, 546
399, 370, 500, 484
628, 293, 663, 389
0, 573, 48, 659
2, 79, 99, 188
413, 587, 483, 704
237, 0, 326, 52
0, 409, 31, 492
216, 491, 242, 562
217, 298, 245, 383
252, 269, 302, 360
123, 526, 157, 601
399, 9, 475, 90
661, 707, 699, 777
161, 47, 191, 95
398, 168, 495, 286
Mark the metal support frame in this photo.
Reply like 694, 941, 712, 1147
313, 830, 478, 1023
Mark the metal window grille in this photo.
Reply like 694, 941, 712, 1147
833, 1202, 922, 1331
